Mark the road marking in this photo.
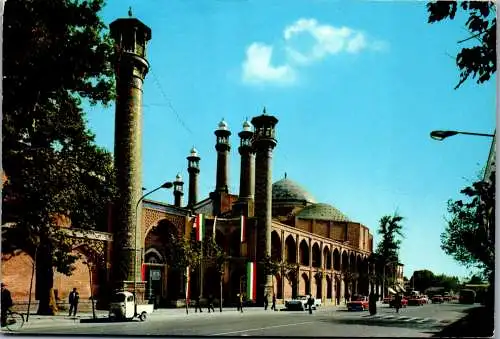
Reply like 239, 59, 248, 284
398, 316, 410, 320
382, 315, 395, 319
404, 317, 418, 322
209, 321, 315, 336
416, 318, 431, 323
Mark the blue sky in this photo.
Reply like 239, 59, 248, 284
86, 0, 496, 280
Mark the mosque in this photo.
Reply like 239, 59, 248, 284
1, 14, 390, 311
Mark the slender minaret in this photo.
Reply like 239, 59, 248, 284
251, 107, 278, 303
109, 15, 151, 296
214, 119, 231, 193
238, 119, 255, 202
173, 173, 184, 207
187, 147, 200, 207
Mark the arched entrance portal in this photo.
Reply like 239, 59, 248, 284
326, 276, 332, 299
300, 273, 310, 296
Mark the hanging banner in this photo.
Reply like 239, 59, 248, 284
246, 261, 256, 301
185, 266, 191, 302
213, 216, 217, 239
195, 214, 205, 241
240, 215, 246, 243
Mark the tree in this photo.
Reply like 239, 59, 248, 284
409, 270, 435, 293
2, 0, 116, 315
374, 213, 404, 298
205, 236, 227, 312
466, 274, 484, 285
164, 233, 202, 314
441, 171, 495, 282
427, 1, 496, 89
263, 255, 281, 299
283, 262, 300, 299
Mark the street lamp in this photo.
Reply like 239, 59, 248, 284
134, 181, 173, 298
430, 130, 494, 141
82, 261, 96, 319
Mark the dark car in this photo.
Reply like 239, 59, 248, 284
432, 295, 444, 303
459, 289, 476, 304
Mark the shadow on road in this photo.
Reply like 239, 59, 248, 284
432, 306, 493, 338
318, 316, 441, 330
80, 317, 133, 324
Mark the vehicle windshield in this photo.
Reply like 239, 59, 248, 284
111, 294, 126, 302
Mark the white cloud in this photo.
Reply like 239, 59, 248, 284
283, 18, 376, 63
242, 43, 295, 85
241, 18, 387, 86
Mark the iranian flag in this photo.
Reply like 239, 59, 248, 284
240, 215, 246, 243
185, 266, 191, 301
195, 214, 205, 241
246, 261, 256, 301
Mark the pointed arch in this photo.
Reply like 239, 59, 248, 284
271, 231, 282, 261
323, 246, 331, 269
333, 248, 341, 271
285, 235, 297, 263
299, 240, 309, 266
312, 243, 321, 268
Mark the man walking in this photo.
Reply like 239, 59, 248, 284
271, 294, 276, 311
307, 294, 314, 314
1, 283, 13, 327
239, 294, 244, 313
264, 293, 269, 310
207, 294, 215, 313
68, 288, 79, 317
194, 295, 203, 313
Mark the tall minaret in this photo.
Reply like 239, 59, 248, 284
187, 147, 200, 207
173, 173, 184, 207
214, 119, 231, 193
238, 119, 255, 203
251, 108, 278, 303
109, 15, 151, 296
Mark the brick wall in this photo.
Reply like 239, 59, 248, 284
313, 220, 328, 238
347, 222, 361, 248
2, 250, 97, 305
330, 222, 346, 241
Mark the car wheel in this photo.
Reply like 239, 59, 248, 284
139, 312, 147, 322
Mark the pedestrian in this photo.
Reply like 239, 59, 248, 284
194, 295, 203, 313
68, 287, 79, 317
1, 283, 13, 327
239, 293, 244, 313
264, 293, 269, 310
369, 291, 377, 316
395, 293, 402, 313
307, 294, 314, 314
207, 294, 215, 313
271, 294, 276, 311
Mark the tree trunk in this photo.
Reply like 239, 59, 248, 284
35, 244, 55, 315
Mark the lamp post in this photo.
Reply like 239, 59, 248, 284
430, 130, 494, 141
134, 181, 173, 298
83, 261, 96, 319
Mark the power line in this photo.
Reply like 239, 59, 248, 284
148, 67, 193, 136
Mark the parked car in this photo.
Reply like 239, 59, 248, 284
383, 296, 392, 304
443, 293, 452, 302
347, 295, 369, 311
389, 297, 408, 308
285, 295, 318, 311
407, 297, 425, 306
432, 295, 444, 304
421, 295, 430, 304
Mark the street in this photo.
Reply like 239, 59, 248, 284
18, 303, 477, 337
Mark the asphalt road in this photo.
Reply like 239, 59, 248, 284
20, 302, 478, 337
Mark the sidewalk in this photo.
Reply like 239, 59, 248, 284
16, 303, 343, 330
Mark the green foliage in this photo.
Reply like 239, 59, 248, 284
205, 236, 227, 275
466, 274, 485, 284
409, 269, 435, 292
2, 0, 116, 314
262, 255, 281, 277
427, 1, 496, 89
165, 234, 202, 275
375, 213, 405, 264
441, 171, 495, 281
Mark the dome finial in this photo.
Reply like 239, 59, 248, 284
263, 106, 267, 115
285, 172, 287, 179
128, 6, 133, 17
